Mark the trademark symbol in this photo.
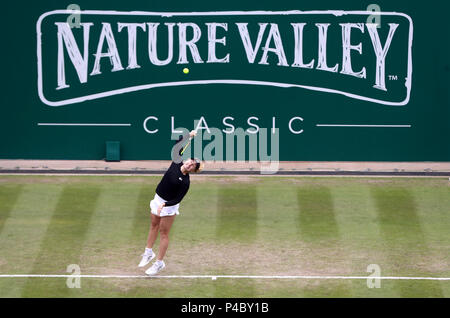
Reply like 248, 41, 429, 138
389, 75, 398, 81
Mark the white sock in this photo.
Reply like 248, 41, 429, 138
156, 259, 164, 265
145, 247, 153, 255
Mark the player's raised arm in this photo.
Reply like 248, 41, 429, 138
178, 130, 197, 156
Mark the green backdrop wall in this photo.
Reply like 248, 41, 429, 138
0, 0, 448, 161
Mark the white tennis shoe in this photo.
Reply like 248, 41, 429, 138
138, 251, 155, 268
145, 260, 166, 276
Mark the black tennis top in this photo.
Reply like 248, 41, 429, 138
155, 135, 190, 206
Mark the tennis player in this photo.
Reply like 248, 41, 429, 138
139, 130, 204, 275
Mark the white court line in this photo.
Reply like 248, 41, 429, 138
0, 274, 449, 281
37, 123, 131, 126
316, 124, 412, 128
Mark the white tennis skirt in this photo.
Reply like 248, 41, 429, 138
150, 193, 180, 217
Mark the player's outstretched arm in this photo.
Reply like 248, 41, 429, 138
172, 130, 197, 159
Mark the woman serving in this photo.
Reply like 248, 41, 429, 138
138, 130, 204, 276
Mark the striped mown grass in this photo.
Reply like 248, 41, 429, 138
0, 175, 449, 297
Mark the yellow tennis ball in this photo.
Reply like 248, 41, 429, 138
183, 68, 189, 74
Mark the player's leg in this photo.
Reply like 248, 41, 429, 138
156, 215, 176, 261
138, 213, 160, 267
147, 213, 161, 248
145, 215, 176, 275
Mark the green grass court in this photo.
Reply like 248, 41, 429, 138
0, 175, 449, 297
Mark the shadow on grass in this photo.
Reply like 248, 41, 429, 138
131, 185, 153, 245
21, 185, 101, 297
297, 186, 339, 242
216, 186, 258, 242
215, 186, 257, 297
372, 187, 444, 297
0, 184, 24, 234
